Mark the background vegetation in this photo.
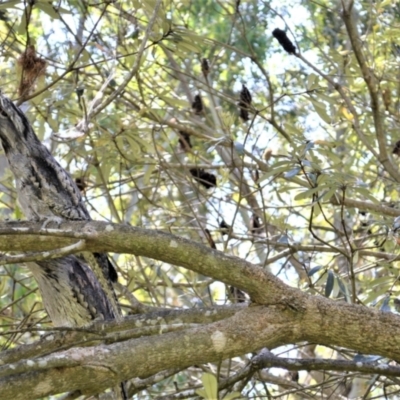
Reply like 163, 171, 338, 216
2, 0, 400, 398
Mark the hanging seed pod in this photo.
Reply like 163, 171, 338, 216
392, 140, 400, 156
250, 214, 262, 234
76, 87, 84, 98
192, 94, 203, 114
238, 103, 249, 121
201, 58, 210, 77
251, 169, 260, 183
262, 148, 273, 161
75, 177, 87, 193
382, 89, 391, 111
239, 84, 252, 121
0, 10, 9, 21
289, 371, 299, 382
219, 219, 231, 236
272, 28, 296, 54
190, 168, 217, 189
204, 228, 217, 249
240, 84, 252, 105
178, 131, 192, 150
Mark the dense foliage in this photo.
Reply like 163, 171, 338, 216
2, 0, 400, 398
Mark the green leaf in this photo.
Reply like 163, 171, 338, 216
337, 277, 351, 303
202, 373, 218, 400
143, 164, 156, 186
125, 135, 142, 158
36, 2, 59, 19
320, 188, 336, 202
17, 11, 27, 35
196, 389, 208, 399
309, 96, 331, 124
222, 392, 242, 400
160, 270, 173, 288
257, 164, 292, 182
159, 95, 189, 108
352, 187, 380, 204
313, 202, 322, 217
294, 186, 322, 201
307, 73, 318, 90
0, 0, 20, 9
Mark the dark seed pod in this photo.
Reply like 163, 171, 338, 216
219, 219, 231, 236
190, 168, 217, 189
192, 94, 203, 115
0, 10, 8, 21
272, 28, 296, 54
250, 214, 262, 234
238, 103, 249, 121
263, 148, 273, 161
289, 371, 299, 382
252, 169, 260, 183
229, 286, 246, 303
382, 89, 391, 111
76, 87, 84, 98
238, 84, 252, 121
204, 228, 216, 249
178, 131, 192, 150
75, 177, 87, 193
392, 140, 400, 156
201, 58, 210, 77
240, 84, 252, 105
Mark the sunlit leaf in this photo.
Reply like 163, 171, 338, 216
196, 373, 218, 400
36, 2, 59, 19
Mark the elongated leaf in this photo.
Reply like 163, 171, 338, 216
196, 389, 208, 399
337, 277, 351, 302
294, 186, 322, 201
0, 1, 20, 9
325, 270, 335, 297
353, 187, 380, 204
284, 167, 301, 178
202, 373, 218, 400
308, 266, 322, 276
304, 141, 315, 152
320, 188, 336, 202
258, 165, 292, 182
36, 2, 59, 19
307, 73, 318, 90
309, 96, 331, 123
17, 11, 27, 35
222, 392, 241, 400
